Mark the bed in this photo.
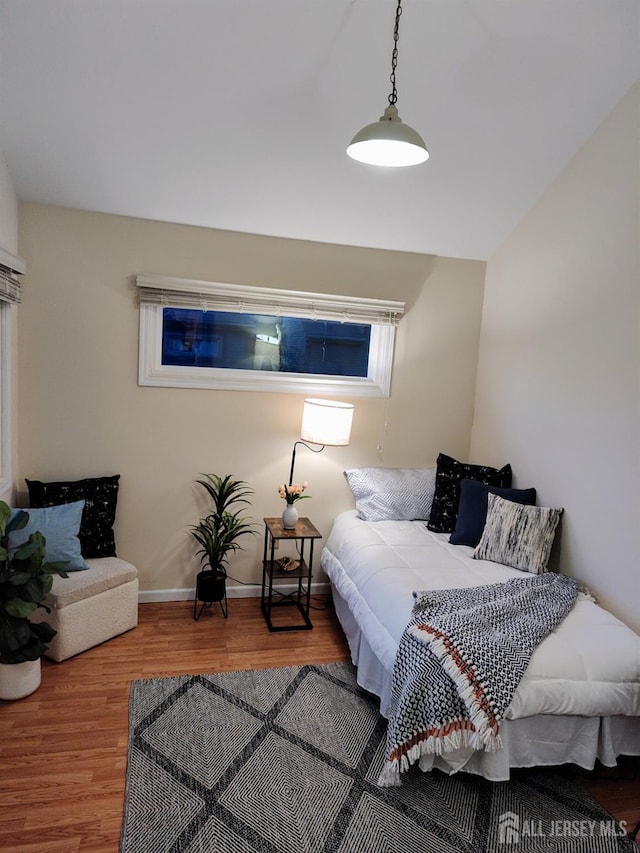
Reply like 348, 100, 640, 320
319, 460, 640, 782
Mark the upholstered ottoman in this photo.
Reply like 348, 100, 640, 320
36, 557, 139, 662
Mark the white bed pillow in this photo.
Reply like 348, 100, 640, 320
344, 467, 436, 522
473, 493, 563, 574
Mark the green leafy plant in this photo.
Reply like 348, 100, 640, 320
190, 474, 256, 577
0, 501, 69, 664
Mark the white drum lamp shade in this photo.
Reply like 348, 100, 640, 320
288, 398, 354, 485
300, 399, 354, 446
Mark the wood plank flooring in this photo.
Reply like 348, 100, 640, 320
0, 597, 638, 852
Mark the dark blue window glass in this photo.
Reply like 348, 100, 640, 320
161, 308, 371, 377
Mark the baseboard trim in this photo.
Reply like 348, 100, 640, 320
139, 581, 331, 603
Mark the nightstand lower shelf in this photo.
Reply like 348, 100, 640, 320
260, 560, 313, 631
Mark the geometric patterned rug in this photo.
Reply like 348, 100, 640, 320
120, 662, 635, 853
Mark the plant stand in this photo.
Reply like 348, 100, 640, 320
193, 570, 228, 621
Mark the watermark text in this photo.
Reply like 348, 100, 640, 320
497, 811, 627, 844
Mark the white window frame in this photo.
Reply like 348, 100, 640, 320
0, 247, 25, 500
137, 275, 404, 398
0, 302, 12, 499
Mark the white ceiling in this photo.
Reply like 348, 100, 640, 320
0, 0, 638, 261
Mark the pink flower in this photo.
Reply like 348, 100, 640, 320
278, 482, 310, 504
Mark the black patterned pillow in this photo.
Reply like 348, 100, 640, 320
26, 475, 120, 558
473, 493, 563, 574
426, 453, 512, 534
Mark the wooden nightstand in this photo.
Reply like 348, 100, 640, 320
261, 517, 322, 632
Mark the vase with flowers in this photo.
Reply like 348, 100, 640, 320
278, 482, 309, 529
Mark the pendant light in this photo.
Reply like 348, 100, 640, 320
347, 0, 428, 168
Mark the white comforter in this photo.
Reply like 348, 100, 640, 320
321, 511, 640, 721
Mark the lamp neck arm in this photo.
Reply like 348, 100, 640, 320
289, 440, 325, 486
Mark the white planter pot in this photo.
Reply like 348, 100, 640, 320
0, 658, 42, 701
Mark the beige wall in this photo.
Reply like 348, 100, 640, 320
471, 82, 639, 632
17, 204, 485, 594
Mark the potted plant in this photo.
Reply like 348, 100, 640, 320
190, 474, 256, 620
0, 501, 69, 700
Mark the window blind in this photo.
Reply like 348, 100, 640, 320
0, 248, 26, 305
136, 274, 404, 326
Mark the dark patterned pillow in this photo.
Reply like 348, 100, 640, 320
427, 453, 512, 534
26, 475, 120, 558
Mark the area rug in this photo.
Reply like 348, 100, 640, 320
121, 661, 634, 853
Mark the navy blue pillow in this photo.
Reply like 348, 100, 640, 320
449, 479, 537, 547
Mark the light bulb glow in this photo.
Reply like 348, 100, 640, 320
347, 138, 429, 167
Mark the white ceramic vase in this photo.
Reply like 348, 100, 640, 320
0, 658, 42, 701
282, 504, 299, 529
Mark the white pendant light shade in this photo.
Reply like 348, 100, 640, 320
346, 0, 428, 169
300, 398, 354, 447
347, 105, 429, 167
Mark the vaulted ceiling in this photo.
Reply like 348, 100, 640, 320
0, 1, 637, 260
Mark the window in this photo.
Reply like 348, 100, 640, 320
137, 275, 404, 397
161, 309, 372, 376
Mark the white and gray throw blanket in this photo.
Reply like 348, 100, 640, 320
378, 573, 578, 786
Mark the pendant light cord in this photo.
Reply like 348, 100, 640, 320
388, 0, 403, 106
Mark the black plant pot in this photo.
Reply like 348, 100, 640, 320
193, 569, 228, 620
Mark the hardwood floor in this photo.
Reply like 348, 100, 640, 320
0, 597, 638, 852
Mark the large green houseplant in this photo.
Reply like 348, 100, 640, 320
190, 474, 255, 619
0, 500, 69, 699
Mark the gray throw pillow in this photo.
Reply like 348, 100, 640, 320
473, 493, 563, 574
